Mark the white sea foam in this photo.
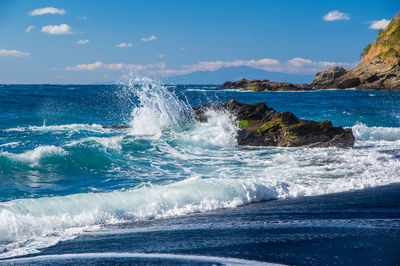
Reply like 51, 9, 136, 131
0, 145, 68, 165
4, 123, 107, 133
0, 142, 20, 148
180, 109, 238, 148
1, 140, 399, 258
352, 123, 400, 141
67, 136, 125, 150
2, 77, 400, 259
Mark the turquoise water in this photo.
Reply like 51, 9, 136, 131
1, 76, 400, 261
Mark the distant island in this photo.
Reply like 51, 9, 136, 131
222, 12, 400, 91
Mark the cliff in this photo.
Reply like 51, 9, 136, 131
222, 12, 400, 91
313, 12, 400, 90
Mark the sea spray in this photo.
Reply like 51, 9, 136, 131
116, 74, 194, 136
2, 82, 400, 259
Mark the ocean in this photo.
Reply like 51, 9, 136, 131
0, 76, 399, 265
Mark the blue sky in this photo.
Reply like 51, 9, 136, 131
0, 0, 398, 83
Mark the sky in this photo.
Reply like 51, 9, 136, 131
0, 0, 399, 84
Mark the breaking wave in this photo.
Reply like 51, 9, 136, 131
1, 76, 400, 259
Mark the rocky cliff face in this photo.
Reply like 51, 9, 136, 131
313, 12, 400, 90
222, 12, 400, 91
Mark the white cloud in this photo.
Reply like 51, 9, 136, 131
28, 7, 65, 16
77, 39, 89, 45
323, 10, 350, 21
158, 57, 354, 76
78, 16, 87, 20
287, 57, 313, 67
65, 61, 166, 71
25, 25, 34, 32
369, 19, 390, 30
64, 57, 354, 76
141, 35, 157, 42
116, 42, 133, 48
285, 57, 352, 73
158, 54, 164, 58
41, 24, 72, 35
0, 49, 29, 57
66, 61, 103, 71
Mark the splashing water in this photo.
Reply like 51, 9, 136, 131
1, 81, 400, 259
117, 74, 194, 136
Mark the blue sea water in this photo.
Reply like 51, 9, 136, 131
0, 76, 400, 264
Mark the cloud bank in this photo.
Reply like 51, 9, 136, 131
65, 61, 166, 71
65, 57, 354, 76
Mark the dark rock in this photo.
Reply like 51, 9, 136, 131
194, 100, 355, 148
221, 78, 312, 91
338, 77, 361, 89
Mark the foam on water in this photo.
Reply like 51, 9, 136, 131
180, 109, 238, 148
0, 146, 68, 166
1, 141, 399, 258
352, 123, 400, 141
4, 124, 107, 133
1, 78, 400, 259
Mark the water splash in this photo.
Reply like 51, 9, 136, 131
117, 73, 194, 136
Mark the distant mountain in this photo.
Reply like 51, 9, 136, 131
165, 66, 314, 85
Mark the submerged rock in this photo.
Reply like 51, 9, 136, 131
193, 100, 355, 148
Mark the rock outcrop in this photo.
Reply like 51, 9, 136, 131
193, 100, 355, 148
313, 12, 400, 90
222, 12, 400, 91
222, 78, 312, 91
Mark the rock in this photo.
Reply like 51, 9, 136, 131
193, 100, 355, 148
312, 12, 400, 91
221, 13, 400, 91
221, 78, 312, 91
312, 60, 400, 90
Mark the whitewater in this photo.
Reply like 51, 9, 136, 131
0, 77, 400, 260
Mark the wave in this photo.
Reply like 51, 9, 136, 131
352, 124, 400, 141
0, 142, 21, 148
0, 145, 68, 166
1, 144, 399, 259
4, 123, 108, 133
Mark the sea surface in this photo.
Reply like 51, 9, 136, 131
0, 76, 399, 265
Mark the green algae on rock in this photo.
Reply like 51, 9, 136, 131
193, 100, 355, 148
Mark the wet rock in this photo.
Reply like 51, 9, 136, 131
194, 100, 355, 148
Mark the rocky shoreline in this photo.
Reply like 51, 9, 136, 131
222, 12, 400, 91
194, 100, 355, 148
